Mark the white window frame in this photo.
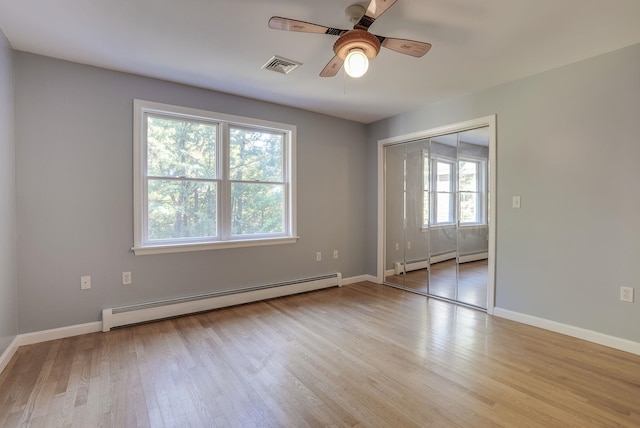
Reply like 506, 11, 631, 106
422, 148, 430, 228
422, 153, 488, 228
132, 100, 297, 255
430, 156, 456, 226
458, 155, 487, 226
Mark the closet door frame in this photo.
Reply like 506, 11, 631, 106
377, 115, 496, 314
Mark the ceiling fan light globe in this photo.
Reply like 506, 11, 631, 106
345, 48, 369, 78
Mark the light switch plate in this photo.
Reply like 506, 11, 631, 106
512, 196, 521, 208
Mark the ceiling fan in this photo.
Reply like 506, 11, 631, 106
268, 0, 431, 78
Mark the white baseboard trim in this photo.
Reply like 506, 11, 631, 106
1, 276, 380, 375
17, 322, 103, 347
459, 252, 488, 264
493, 307, 640, 356
342, 274, 377, 285
0, 336, 20, 375
1, 322, 102, 375
103, 274, 342, 332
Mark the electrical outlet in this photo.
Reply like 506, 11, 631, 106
620, 286, 634, 303
80, 275, 91, 290
316, 252, 322, 262
333, 250, 339, 259
122, 272, 132, 285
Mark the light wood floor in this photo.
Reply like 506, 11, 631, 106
386, 259, 488, 308
1, 282, 639, 427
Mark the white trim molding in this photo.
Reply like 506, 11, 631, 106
0, 336, 20, 375
6, 284, 637, 378
0, 275, 374, 375
343, 274, 378, 285
0, 322, 103, 375
16, 322, 103, 347
103, 274, 341, 331
494, 307, 640, 356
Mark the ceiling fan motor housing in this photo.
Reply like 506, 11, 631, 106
333, 29, 381, 60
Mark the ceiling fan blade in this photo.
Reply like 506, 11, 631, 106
356, 0, 398, 29
320, 55, 344, 77
380, 37, 432, 57
269, 17, 347, 36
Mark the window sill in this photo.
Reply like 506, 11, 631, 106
132, 236, 300, 255
459, 223, 489, 229
420, 224, 456, 231
420, 223, 488, 231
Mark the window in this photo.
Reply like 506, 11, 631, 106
133, 100, 297, 255
422, 150, 429, 225
434, 159, 455, 224
422, 153, 487, 227
459, 158, 486, 225
423, 156, 456, 226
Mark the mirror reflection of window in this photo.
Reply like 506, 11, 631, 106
459, 158, 486, 225
384, 124, 491, 310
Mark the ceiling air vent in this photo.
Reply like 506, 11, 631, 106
262, 55, 302, 75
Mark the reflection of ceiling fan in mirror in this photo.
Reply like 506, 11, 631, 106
268, 0, 431, 78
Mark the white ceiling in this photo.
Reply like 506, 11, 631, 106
1, 0, 639, 123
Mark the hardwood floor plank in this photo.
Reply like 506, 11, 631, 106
1, 282, 640, 427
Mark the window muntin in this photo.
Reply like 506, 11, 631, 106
133, 100, 296, 254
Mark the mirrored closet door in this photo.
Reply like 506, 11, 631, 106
383, 126, 490, 309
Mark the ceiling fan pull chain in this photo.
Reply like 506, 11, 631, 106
343, 67, 347, 95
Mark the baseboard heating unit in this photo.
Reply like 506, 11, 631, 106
393, 252, 455, 275
393, 251, 488, 275
394, 258, 429, 275
102, 273, 342, 332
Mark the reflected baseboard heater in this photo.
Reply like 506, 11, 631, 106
394, 251, 488, 275
102, 273, 342, 332
394, 258, 429, 275
393, 253, 455, 275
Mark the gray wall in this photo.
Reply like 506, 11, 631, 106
368, 42, 640, 343
15, 52, 367, 333
0, 28, 17, 354
9, 40, 640, 346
